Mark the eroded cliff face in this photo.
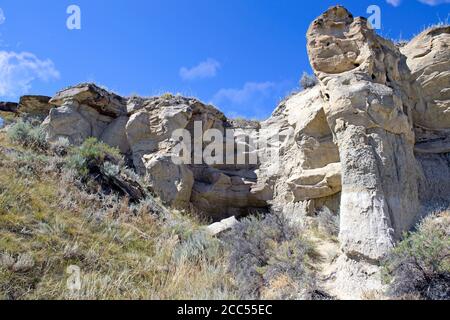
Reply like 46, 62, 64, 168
401, 26, 450, 205
402, 26, 450, 130
41, 84, 269, 221
257, 87, 341, 221
306, 5, 421, 261
259, 6, 450, 298
8, 5, 447, 299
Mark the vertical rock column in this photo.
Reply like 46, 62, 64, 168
307, 6, 420, 260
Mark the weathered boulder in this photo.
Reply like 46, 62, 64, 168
43, 84, 126, 145
125, 97, 195, 174
49, 83, 127, 117
287, 162, 341, 202
42, 101, 92, 145
134, 97, 269, 217
206, 216, 239, 236
401, 26, 450, 130
18, 96, 52, 117
307, 6, 420, 260
43, 98, 114, 145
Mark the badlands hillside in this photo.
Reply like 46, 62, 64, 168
0, 6, 449, 300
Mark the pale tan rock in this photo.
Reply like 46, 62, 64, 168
100, 116, 131, 153
126, 96, 151, 115
400, 27, 450, 207
49, 83, 127, 117
124, 94, 267, 217
329, 254, 386, 300
125, 110, 165, 174
43, 84, 126, 146
401, 26, 450, 129
206, 216, 239, 236
145, 154, 194, 208
307, 6, 420, 260
287, 163, 341, 201
258, 86, 340, 216
42, 100, 92, 145
35, 6, 450, 300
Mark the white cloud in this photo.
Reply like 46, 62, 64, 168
0, 51, 60, 98
180, 58, 220, 81
387, 0, 450, 5
212, 82, 275, 106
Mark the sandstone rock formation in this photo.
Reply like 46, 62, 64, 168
35, 6, 450, 299
1, 97, 52, 116
258, 86, 341, 218
306, 5, 421, 261
257, 6, 449, 298
18, 96, 52, 117
42, 86, 268, 219
42, 84, 127, 145
401, 26, 450, 204
401, 26, 450, 130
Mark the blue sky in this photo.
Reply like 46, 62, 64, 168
0, 0, 449, 119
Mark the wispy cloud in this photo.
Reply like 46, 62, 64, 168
418, 0, 450, 5
387, 0, 402, 6
0, 51, 60, 98
0, 8, 5, 25
180, 58, 220, 81
213, 82, 275, 105
387, 0, 450, 6
212, 81, 282, 119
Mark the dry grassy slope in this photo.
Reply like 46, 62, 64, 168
0, 128, 238, 300
0, 122, 322, 301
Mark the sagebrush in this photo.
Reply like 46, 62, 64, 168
383, 211, 450, 300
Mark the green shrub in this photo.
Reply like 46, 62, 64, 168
66, 138, 122, 177
161, 92, 174, 100
7, 120, 48, 151
382, 211, 450, 300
